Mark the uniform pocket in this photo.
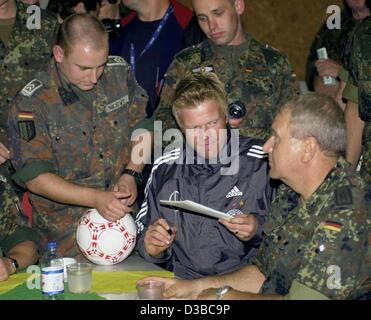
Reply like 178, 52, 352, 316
49, 123, 92, 180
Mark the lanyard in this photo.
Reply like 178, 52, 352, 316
129, 4, 174, 76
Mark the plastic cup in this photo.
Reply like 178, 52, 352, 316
62, 257, 77, 281
136, 281, 164, 300
66, 263, 92, 294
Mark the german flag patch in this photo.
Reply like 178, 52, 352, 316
19, 111, 34, 120
323, 221, 343, 233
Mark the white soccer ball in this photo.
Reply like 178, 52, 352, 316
76, 209, 137, 265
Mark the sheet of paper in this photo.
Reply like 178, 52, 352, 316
159, 200, 231, 220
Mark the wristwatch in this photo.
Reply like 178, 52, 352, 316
122, 168, 143, 186
7, 256, 19, 272
216, 285, 231, 300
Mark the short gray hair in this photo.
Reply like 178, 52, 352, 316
280, 92, 346, 157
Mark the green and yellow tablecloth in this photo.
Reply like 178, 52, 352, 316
0, 270, 173, 300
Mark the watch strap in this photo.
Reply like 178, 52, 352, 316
216, 285, 231, 300
122, 168, 143, 186
7, 256, 19, 271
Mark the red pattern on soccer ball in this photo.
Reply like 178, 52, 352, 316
77, 209, 137, 265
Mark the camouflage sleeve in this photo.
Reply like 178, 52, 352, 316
8, 94, 57, 188
251, 242, 269, 278
1, 226, 39, 254
154, 57, 187, 132
350, 21, 371, 122
293, 203, 369, 300
0, 179, 39, 253
250, 189, 287, 277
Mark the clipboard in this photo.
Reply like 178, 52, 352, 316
159, 200, 231, 220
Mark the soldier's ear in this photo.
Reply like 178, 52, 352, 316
53, 45, 64, 63
74, 2, 86, 14
302, 137, 317, 163
234, 0, 245, 15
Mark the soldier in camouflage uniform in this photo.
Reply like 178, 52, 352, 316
342, 16, 371, 195
0, 172, 38, 281
0, 0, 58, 203
154, 0, 296, 142
137, 93, 370, 300
8, 14, 148, 256
0, 0, 58, 149
306, 0, 370, 97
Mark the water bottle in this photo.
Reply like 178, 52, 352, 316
40, 241, 64, 300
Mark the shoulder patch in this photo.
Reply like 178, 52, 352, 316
334, 185, 353, 207
107, 56, 127, 67
20, 79, 43, 97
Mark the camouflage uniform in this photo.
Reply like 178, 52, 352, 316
346, 16, 371, 187
0, 1, 58, 145
8, 56, 148, 256
154, 35, 297, 141
253, 158, 370, 299
306, 11, 357, 90
0, 172, 38, 255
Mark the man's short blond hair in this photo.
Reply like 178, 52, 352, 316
171, 72, 228, 128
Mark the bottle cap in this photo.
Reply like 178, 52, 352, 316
47, 241, 57, 249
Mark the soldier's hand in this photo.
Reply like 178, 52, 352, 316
0, 257, 14, 282
0, 143, 10, 165
94, 190, 133, 222
219, 214, 258, 241
144, 218, 176, 258
315, 59, 340, 78
114, 174, 137, 206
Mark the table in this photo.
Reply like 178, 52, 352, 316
0, 253, 173, 300
91, 254, 166, 300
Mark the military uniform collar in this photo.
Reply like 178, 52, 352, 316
300, 157, 349, 208
204, 32, 253, 60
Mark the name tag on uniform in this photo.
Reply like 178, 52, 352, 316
106, 95, 129, 113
